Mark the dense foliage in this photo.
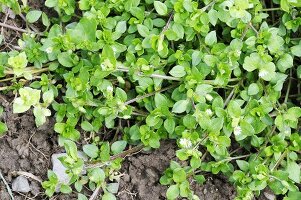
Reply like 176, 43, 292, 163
0, 0, 301, 199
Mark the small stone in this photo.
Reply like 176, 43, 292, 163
12, 176, 31, 193
264, 191, 276, 200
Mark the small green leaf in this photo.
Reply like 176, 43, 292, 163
173, 168, 186, 183
26, 10, 42, 23
291, 44, 301, 57
111, 140, 127, 155
78, 194, 88, 200
205, 31, 217, 46
277, 54, 293, 72
60, 184, 72, 194
248, 83, 259, 96
0, 121, 8, 136
154, 1, 168, 16
287, 161, 300, 183
88, 168, 105, 183
169, 65, 186, 78
102, 192, 116, 200
227, 100, 241, 118
83, 144, 99, 158
81, 121, 94, 132
166, 185, 179, 200
172, 100, 189, 113
137, 24, 150, 37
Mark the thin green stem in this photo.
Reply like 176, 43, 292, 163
271, 151, 287, 172
124, 84, 177, 105
284, 69, 292, 103
220, 154, 251, 163
261, 7, 281, 11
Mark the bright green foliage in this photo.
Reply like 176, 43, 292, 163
0, 0, 301, 199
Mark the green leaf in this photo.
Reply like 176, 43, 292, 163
277, 54, 293, 72
0, 121, 8, 136
116, 21, 127, 33
81, 121, 94, 132
227, 100, 241, 118
192, 51, 202, 67
68, 17, 97, 44
88, 168, 105, 183
166, 185, 179, 200
78, 194, 88, 200
102, 193, 116, 200
169, 65, 186, 78
83, 144, 99, 158
281, 0, 290, 12
243, 53, 260, 72
58, 52, 74, 67
60, 184, 72, 194
236, 160, 249, 172
259, 62, 276, 81
173, 168, 186, 183
208, 9, 218, 26
287, 161, 300, 183
164, 118, 175, 134
42, 12, 50, 26
172, 100, 189, 113
26, 10, 42, 23
291, 44, 301, 57
205, 31, 217, 46
248, 83, 259, 96
154, 1, 168, 16
111, 140, 127, 155
137, 24, 150, 37
155, 93, 168, 107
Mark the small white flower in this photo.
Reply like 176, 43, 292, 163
205, 109, 213, 116
45, 47, 53, 54
179, 138, 192, 149
259, 70, 268, 78
234, 126, 242, 136
107, 86, 113, 93
205, 94, 213, 101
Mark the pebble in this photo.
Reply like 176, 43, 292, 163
264, 191, 276, 200
12, 176, 31, 193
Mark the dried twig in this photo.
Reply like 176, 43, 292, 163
11, 171, 42, 183
0, 170, 14, 200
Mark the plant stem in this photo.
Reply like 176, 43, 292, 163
85, 144, 144, 169
223, 87, 235, 108
0, 170, 14, 200
221, 154, 251, 163
0, 86, 9, 91
116, 67, 181, 81
271, 151, 287, 172
124, 84, 177, 105
261, 7, 281, 11
249, 22, 259, 36
201, 0, 216, 12
284, 69, 292, 103
0, 22, 38, 35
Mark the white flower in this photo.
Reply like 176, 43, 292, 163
205, 94, 213, 101
205, 109, 213, 116
234, 126, 242, 136
45, 47, 53, 54
106, 86, 113, 93
179, 138, 192, 149
259, 70, 268, 78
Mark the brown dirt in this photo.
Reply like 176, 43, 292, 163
118, 141, 238, 200
0, 95, 58, 200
